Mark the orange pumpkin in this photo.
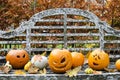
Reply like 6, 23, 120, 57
115, 59, 120, 71
6, 50, 30, 69
71, 52, 84, 68
88, 49, 109, 70
48, 49, 72, 73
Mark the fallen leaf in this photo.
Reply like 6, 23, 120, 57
93, 71, 102, 74
14, 70, 26, 75
28, 64, 39, 74
3, 66, 11, 73
84, 67, 94, 74
39, 68, 47, 74
84, 43, 96, 48
0, 61, 12, 74
65, 66, 81, 77
104, 68, 117, 72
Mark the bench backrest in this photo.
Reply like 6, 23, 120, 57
0, 8, 120, 57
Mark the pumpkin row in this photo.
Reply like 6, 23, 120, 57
5, 49, 120, 73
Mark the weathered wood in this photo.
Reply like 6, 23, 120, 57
0, 8, 120, 80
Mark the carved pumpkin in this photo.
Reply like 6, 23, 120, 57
6, 50, 30, 69
88, 49, 109, 70
71, 52, 84, 68
115, 59, 120, 71
48, 49, 72, 73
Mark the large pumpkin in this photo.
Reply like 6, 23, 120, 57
48, 49, 72, 73
71, 52, 84, 68
6, 50, 30, 69
88, 49, 109, 70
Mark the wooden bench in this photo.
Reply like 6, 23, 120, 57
0, 8, 120, 80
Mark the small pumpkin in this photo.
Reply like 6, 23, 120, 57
71, 52, 84, 68
88, 49, 109, 70
31, 54, 48, 69
24, 61, 32, 71
6, 49, 30, 69
48, 49, 72, 73
115, 59, 120, 71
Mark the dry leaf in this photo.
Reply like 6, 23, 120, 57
39, 68, 47, 74
14, 70, 26, 75
93, 71, 102, 74
85, 68, 102, 74
28, 64, 39, 74
84, 67, 94, 74
0, 61, 12, 74
3, 66, 11, 74
104, 68, 117, 72
65, 66, 81, 77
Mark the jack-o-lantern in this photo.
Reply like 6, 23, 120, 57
71, 52, 84, 68
48, 49, 72, 73
88, 49, 109, 70
6, 49, 30, 69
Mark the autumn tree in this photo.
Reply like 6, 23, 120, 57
0, 0, 120, 29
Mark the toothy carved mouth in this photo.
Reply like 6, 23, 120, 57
93, 62, 99, 66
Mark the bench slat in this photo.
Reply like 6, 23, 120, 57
31, 26, 99, 29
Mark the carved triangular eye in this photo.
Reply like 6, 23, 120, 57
23, 54, 25, 58
98, 55, 101, 59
